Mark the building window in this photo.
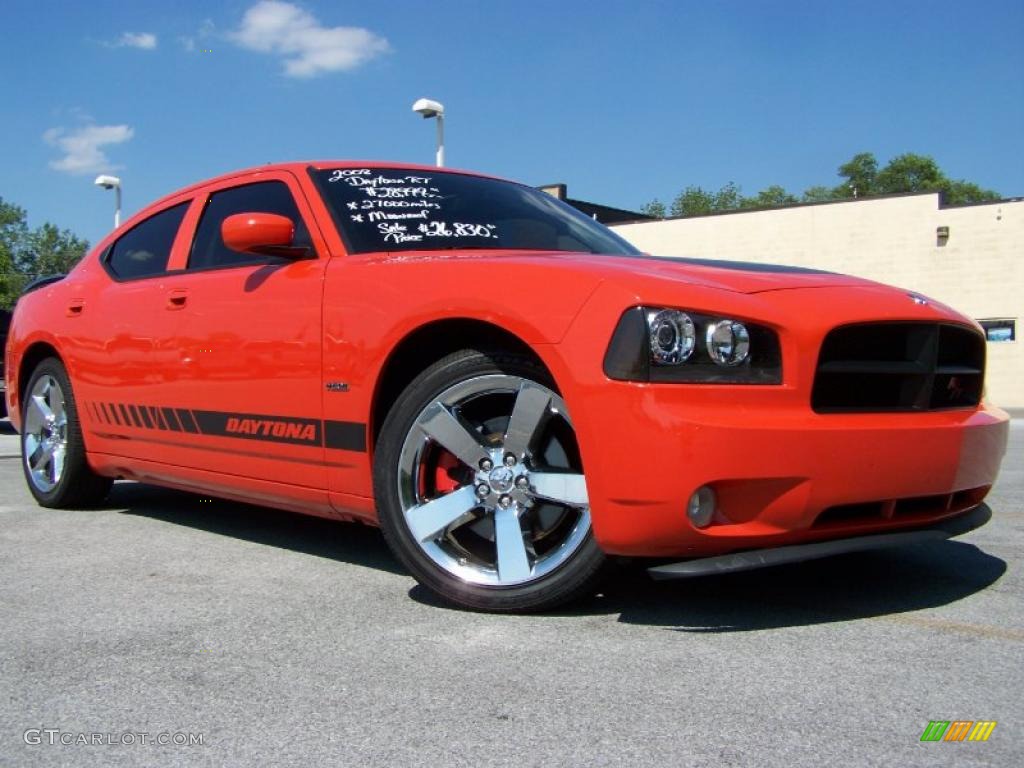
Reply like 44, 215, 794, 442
978, 318, 1016, 343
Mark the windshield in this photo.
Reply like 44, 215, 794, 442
312, 167, 641, 256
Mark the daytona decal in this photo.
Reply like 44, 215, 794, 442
86, 401, 366, 452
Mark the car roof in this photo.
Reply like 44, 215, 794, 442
147, 160, 501, 210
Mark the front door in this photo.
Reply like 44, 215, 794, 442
158, 173, 329, 492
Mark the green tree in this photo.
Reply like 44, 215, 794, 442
25, 223, 89, 276
647, 151, 1001, 214
0, 197, 88, 309
713, 181, 743, 211
874, 153, 945, 194
802, 185, 838, 203
640, 199, 666, 218
742, 185, 798, 209
835, 152, 879, 198
1, 199, 30, 308
943, 180, 1000, 206
670, 185, 716, 217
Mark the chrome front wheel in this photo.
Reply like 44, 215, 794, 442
375, 350, 606, 612
398, 374, 591, 587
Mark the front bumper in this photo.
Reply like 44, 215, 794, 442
648, 503, 991, 579
579, 392, 1008, 557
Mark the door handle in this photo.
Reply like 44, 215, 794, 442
167, 289, 188, 310
66, 299, 85, 317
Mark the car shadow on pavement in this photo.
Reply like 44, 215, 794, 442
112, 481, 404, 575
410, 539, 1006, 631
110, 478, 1006, 631
587, 541, 1006, 631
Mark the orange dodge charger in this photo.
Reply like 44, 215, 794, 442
4, 162, 1010, 611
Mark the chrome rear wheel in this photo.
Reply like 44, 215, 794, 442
23, 374, 68, 493
20, 358, 112, 508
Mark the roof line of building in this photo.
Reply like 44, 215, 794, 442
613, 189, 1023, 226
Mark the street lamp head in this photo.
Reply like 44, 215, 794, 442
412, 98, 444, 119
94, 174, 121, 190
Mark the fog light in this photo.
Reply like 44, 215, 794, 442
687, 486, 716, 528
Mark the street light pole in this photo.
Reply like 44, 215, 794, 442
94, 175, 122, 229
412, 98, 446, 167
435, 112, 445, 168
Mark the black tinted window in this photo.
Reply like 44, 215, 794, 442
313, 168, 641, 256
107, 202, 188, 279
188, 181, 311, 270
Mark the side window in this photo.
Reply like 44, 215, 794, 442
106, 202, 188, 279
188, 181, 312, 270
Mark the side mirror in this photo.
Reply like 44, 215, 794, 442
221, 212, 309, 258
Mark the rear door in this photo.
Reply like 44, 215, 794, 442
156, 172, 330, 491
73, 199, 194, 463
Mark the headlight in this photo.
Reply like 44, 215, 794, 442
604, 306, 782, 384
648, 310, 695, 364
706, 319, 750, 366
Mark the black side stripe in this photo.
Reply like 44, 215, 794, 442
324, 421, 367, 452
86, 401, 368, 453
192, 410, 321, 446
177, 409, 198, 434
118, 403, 134, 427
162, 407, 181, 432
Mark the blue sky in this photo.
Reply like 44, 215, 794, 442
2, 0, 1022, 247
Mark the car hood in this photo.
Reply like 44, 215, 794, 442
572, 253, 877, 294
374, 252, 888, 301
374, 249, 882, 296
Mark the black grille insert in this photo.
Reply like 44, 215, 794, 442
812, 323, 984, 412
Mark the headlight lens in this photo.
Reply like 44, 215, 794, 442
706, 319, 750, 366
648, 310, 695, 365
603, 306, 781, 384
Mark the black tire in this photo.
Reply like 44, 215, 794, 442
374, 349, 606, 612
21, 358, 112, 508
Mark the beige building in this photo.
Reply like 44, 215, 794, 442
611, 192, 1023, 409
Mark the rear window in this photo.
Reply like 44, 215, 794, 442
312, 167, 640, 256
106, 202, 188, 279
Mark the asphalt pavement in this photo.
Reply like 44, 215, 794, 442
1, 417, 1021, 767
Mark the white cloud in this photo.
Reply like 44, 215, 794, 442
229, 1, 389, 77
43, 124, 135, 175
113, 32, 158, 49
180, 19, 215, 53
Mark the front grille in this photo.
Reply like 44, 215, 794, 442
812, 322, 984, 412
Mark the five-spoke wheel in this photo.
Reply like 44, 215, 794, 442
21, 358, 111, 507
23, 373, 68, 494
375, 350, 605, 612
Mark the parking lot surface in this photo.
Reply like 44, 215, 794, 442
1, 419, 1021, 767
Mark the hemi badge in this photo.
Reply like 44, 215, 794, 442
325, 382, 350, 392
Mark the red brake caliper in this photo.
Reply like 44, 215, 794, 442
433, 450, 463, 493
419, 448, 465, 496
